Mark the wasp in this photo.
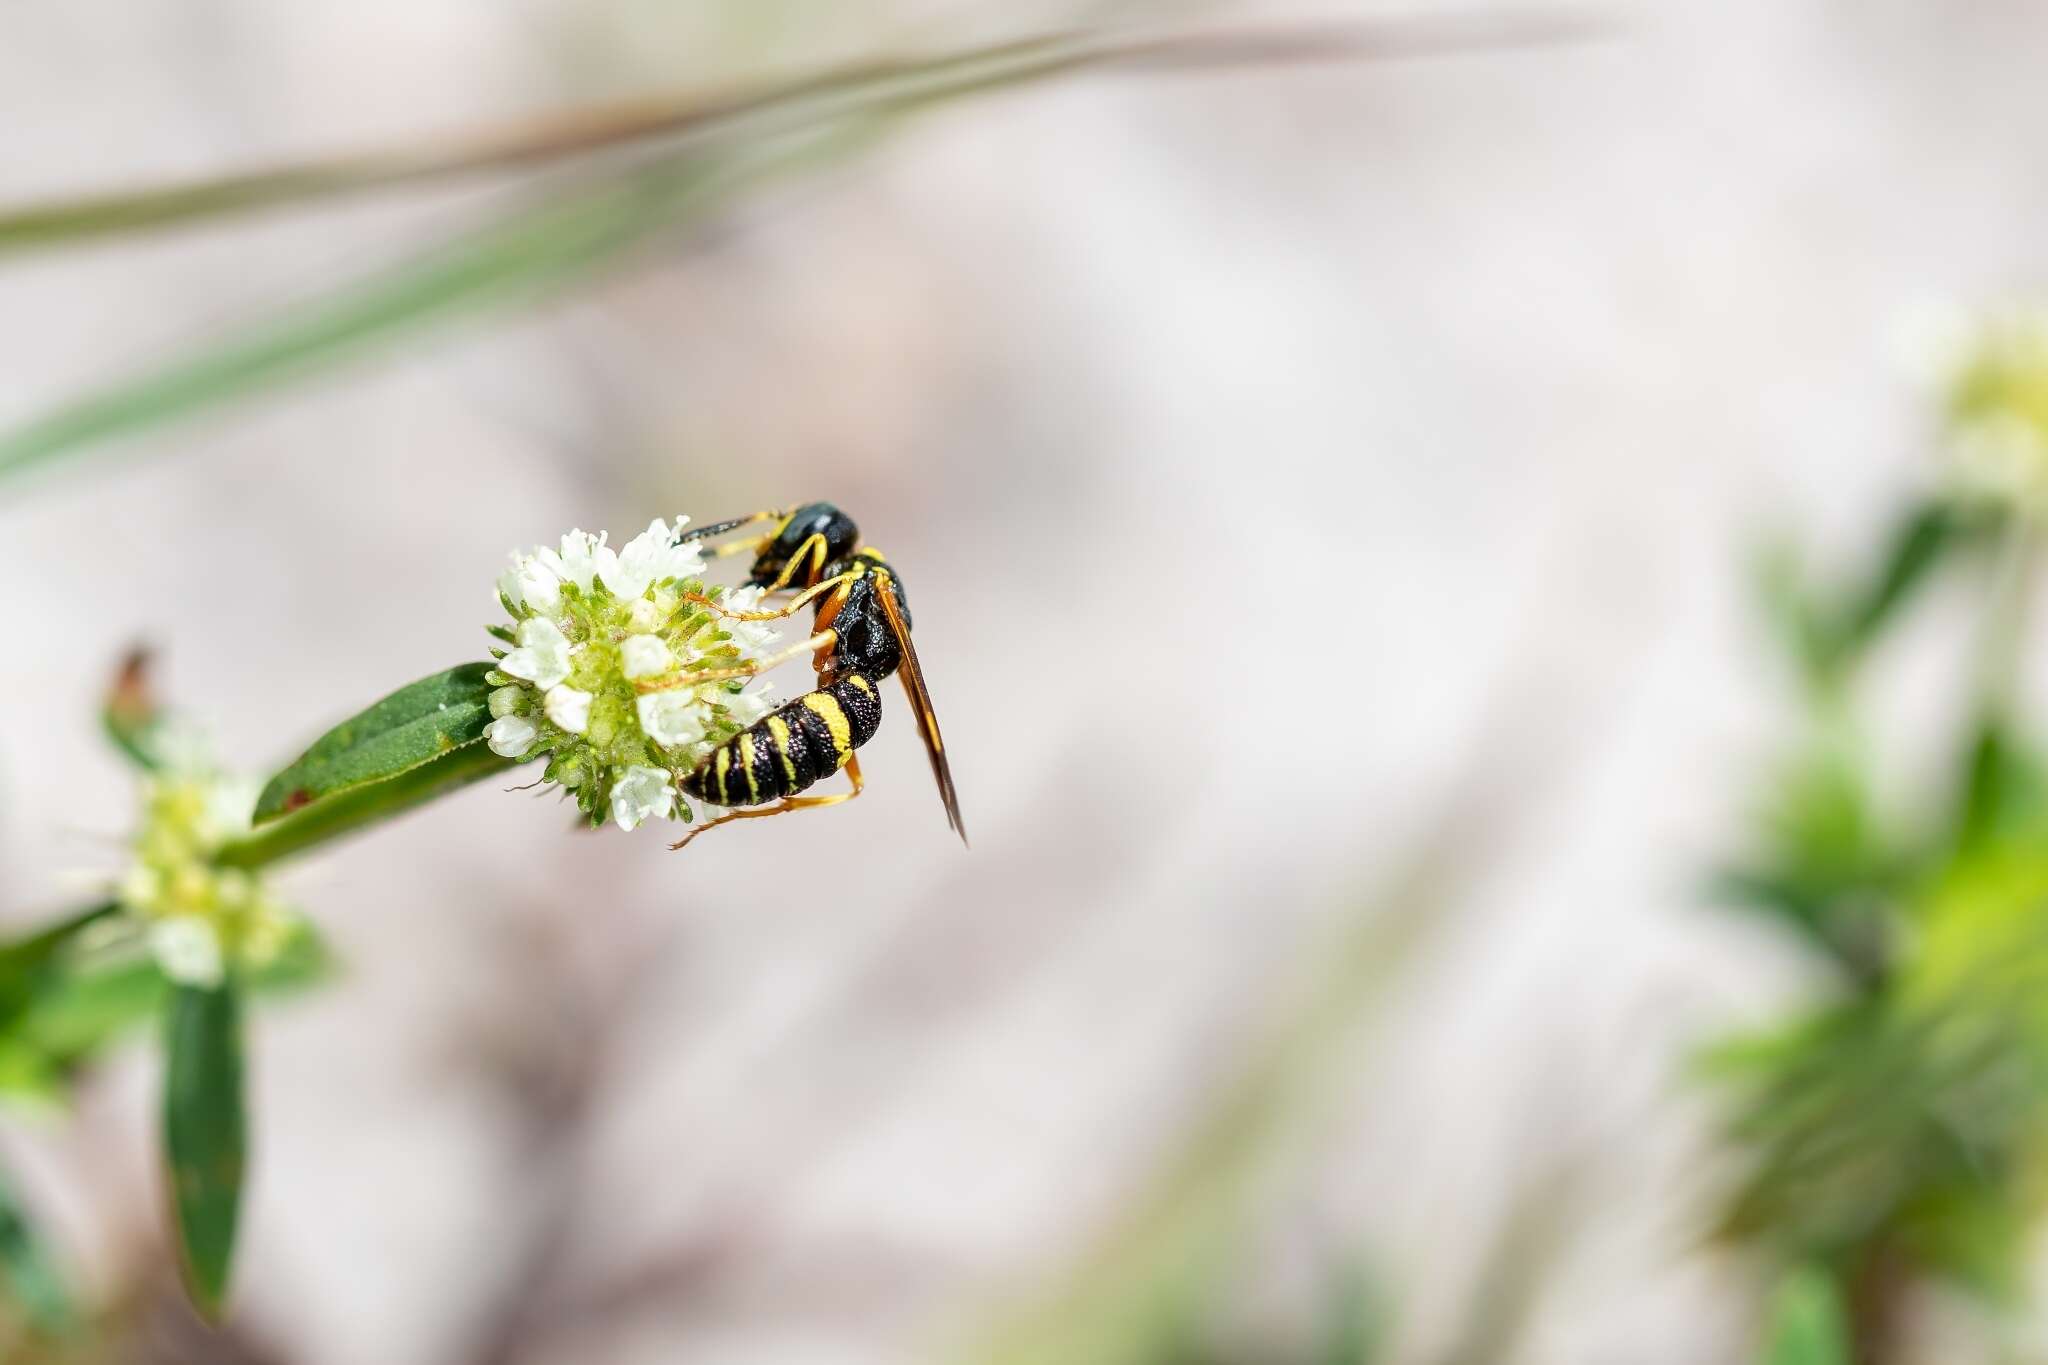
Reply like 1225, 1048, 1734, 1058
644, 503, 966, 850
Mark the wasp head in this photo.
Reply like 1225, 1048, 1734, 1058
749, 502, 861, 590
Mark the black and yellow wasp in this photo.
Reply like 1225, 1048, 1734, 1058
645, 503, 965, 851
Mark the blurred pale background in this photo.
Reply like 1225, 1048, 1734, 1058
4, 1, 2047, 1361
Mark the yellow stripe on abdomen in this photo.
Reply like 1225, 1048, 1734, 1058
802, 692, 853, 770
714, 746, 732, 804
739, 734, 761, 802
766, 716, 798, 786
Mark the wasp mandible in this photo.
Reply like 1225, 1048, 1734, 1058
644, 503, 966, 851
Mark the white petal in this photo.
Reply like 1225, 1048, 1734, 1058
620, 634, 674, 679
485, 715, 539, 758
636, 690, 706, 749
150, 917, 224, 988
610, 765, 675, 831
725, 684, 776, 728
501, 616, 572, 689
540, 530, 605, 592
501, 551, 561, 615
722, 586, 782, 654
544, 684, 593, 734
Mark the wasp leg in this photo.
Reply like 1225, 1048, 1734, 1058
670, 754, 864, 851
684, 571, 857, 622
707, 535, 774, 561
760, 533, 831, 591
634, 631, 838, 692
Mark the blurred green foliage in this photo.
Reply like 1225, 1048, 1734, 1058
1713, 431, 2048, 1359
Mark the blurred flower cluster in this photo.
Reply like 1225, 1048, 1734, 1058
116, 755, 297, 988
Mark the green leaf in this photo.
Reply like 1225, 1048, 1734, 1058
0, 918, 335, 1109
1761, 1265, 1847, 1365
162, 981, 246, 1320
0, 904, 120, 1018
227, 741, 517, 870
254, 662, 497, 824
0, 1160, 73, 1337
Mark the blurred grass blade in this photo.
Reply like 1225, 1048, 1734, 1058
223, 741, 516, 870
0, 151, 743, 489
254, 662, 496, 824
963, 718, 1550, 1365
0, 13, 1611, 491
0, 14, 1604, 255
162, 981, 245, 1320
0, 1160, 73, 1337
1762, 1265, 1848, 1365
1315, 1260, 1385, 1365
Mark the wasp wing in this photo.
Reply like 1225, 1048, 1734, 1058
875, 576, 967, 846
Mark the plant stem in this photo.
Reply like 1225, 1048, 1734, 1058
215, 744, 517, 871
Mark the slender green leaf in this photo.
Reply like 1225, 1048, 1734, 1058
1836, 503, 1990, 660
162, 981, 245, 1320
0, 917, 335, 1109
1762, 1265, 1848, 1365
0, 904, 120, 1017
254, 662, 497, 824
0, 1161, 72, 1336
225, 741, 517, 870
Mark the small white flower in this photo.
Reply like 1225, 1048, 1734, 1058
544, 684, 593, 734
636, 690, 707, 750
150, 916, 224, 988
499, 552, 562, 615
485, 714, 539, 758
619, 634, 674, 679
600, 519, 706, 601
539, 529, 606, 594
488, 685, 525, 718
725, 683, 776, 728
500, 616, 573, 690
610, 765, 675, 831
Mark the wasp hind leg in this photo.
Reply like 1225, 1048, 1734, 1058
670, 754, 864, 851
635, 630, 838, 693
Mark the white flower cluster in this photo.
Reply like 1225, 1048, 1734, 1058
117, 760, 298, 988
1905, 304, 2048, 509
483, 518, 782, 830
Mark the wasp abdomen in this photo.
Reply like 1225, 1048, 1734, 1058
681, 674, 882, 807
